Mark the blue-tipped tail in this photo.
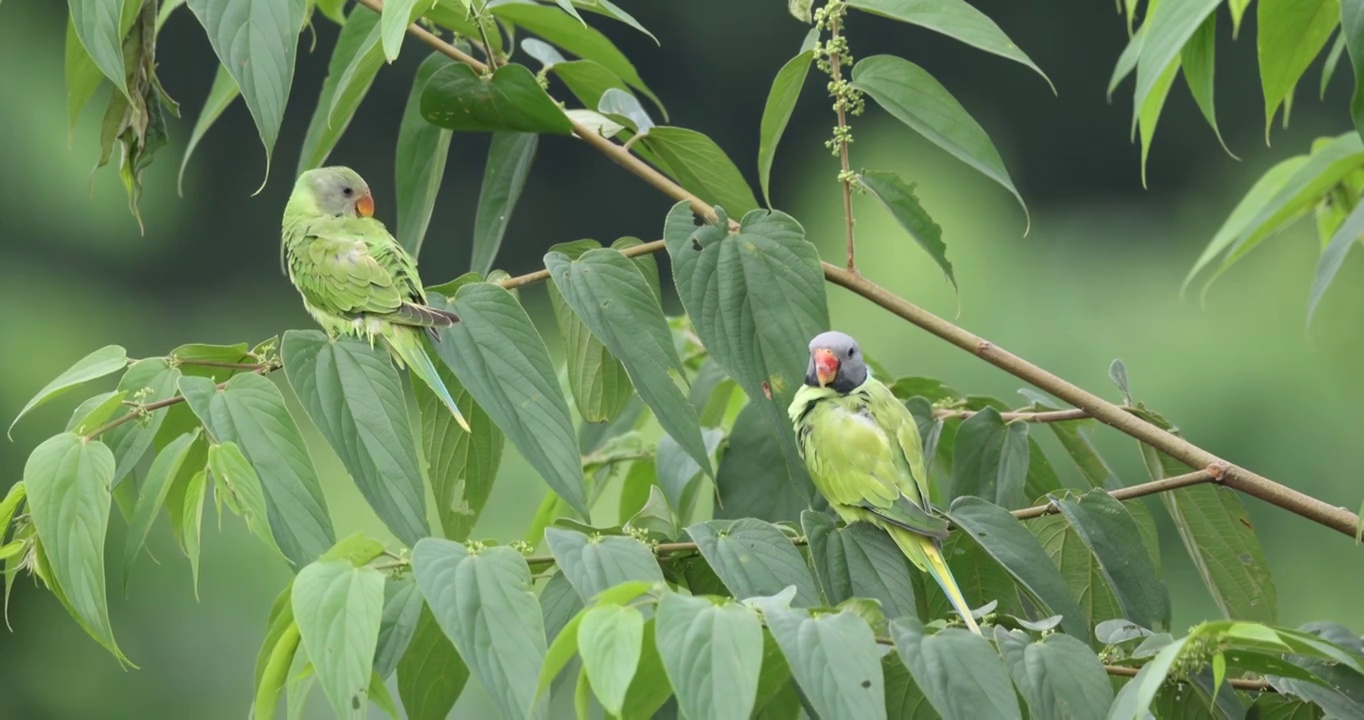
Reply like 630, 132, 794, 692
385, 327, 470, 432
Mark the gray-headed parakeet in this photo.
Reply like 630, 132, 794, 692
282, 166, 469, 432
789, 331, 981, 634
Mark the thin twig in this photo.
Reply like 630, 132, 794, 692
359, 5, 1361, 539
173, 360, 271, 371
1102, 664, 1272, 692
521, 471, 1216, 565
933, 407, 1094, 423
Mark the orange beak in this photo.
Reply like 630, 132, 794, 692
355, 191, 375, 218
814, 348, 839, 387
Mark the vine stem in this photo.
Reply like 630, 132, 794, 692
343, 4, 1363, 539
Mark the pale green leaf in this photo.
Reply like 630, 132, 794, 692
802, 512, 918, 619
577, 604, 643, 715
642, 127, 760, 218
858, 170, 954, 289
65, 391, 128, 436
395, 52, 455, 256
122, 430, 200, 588
10, 345, 126, 438
472, 133, 538, 275
686, 519, 820, 606
292, 559, 386, 720
411, 539, 548, 720
23, 433, 128, 662
891, 618, 1020, 720
1053, 489, 1170, 631
180, 373, 335, 566
282, 331, 429, 546
428, 283, 588, 518
68, 0, 132, 101
416, 360, 503, 542
948, 407, 1028, 508
103, 358, 181, 485
208, 442, 283, 556
420, 62, 573, 134
543, 528, 663, 604
1259, 0, 1339, 134
297, 9, 383, 174
656, 592, 764, 720
374, 576, 422, 679
187, 0, 307, 188
765, 607, 885, 720
758, 49, 813, 206
995, 628, 1114, 720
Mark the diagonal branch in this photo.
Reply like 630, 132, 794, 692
361, 3, 1360, 539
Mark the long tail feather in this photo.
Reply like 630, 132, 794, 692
384, 326, 470, 432
888, 526, 982, 635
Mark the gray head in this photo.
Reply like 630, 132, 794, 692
295, 166, 374, 218
805, 330, 868, 393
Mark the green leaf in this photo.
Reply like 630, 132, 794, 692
1134, 409, 1278, 623
1031, 514, 1122, 631
716, 403, 814, 525
178, 63, 239, 194
10, 344, 126, 438
281, 331, 429, 546
540, 571, 585, 644
1309, 193, 1364, 323
180, 373, 336, 567
104, 358, 181, 486
656, 592, 764, 720
882, 652, 941, 719
1053, 489, 1170, 631
949, 407, 1028, 509
411, 539, 548, 720
851, 55, 1028, 229
846, 0, 1052, 90
428, 283, 588, 518
65, 391, 128, 436
1229, 0, 1252, 37
472, 133, 538, 275
490, 1, 664, 115
547, 248, 712, 478
374, 576, 422, 679
420, 62, 573, 134
380, 0, 422, 61
994, 628, 1113, 720
1140, 61, 1180, 187
548, 241, 634, 424
25, 434, 128, 662
1181, 12, 1232, 157
663, 203, 829, 505
68, 0, 132, 102
297, 9, 383, 174
1183, 154, 1311, 295
618, 618, 672, 719
395, 53, 455, 256
1250, 694, 1329, 720
179, 469, 208, 596
578, 604, 644, 715
396, 606, 470, 720
655, 428, 726, 518
169, 342, 257, 380
891, 619, 1020, 720
1107, 636, 1189, 720
1259, 0, 1339, 134
597, 87, 654, 134
417, 360, 503, 542
1130, 0, 1219, 131
1343, 1, 1364, 147
575, 0, 657, 44
65, 15, 107, 136
208, 441, 283, 556
686, 519, 820, 606
802, 511, 918, 619
764, 606, 886, 720
544, 528, 664, 603
187, 0, 307, 188
758, 49, 813, 206
947, 496, 1090, 642
553, 59, 632, 110
292, 559, 386, 720
254, 585, 301, 718
122, 430, 200, 588
642, 127, 760, 218
857, 170, 955, 289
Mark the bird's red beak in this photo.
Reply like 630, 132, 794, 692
814, 347, 839, 387
355, 191, 375, 218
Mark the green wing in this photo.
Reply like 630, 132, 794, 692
288, 217, 451, 327
864, 379, 933, 508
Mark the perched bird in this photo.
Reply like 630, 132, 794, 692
789, 331, 980, 634
282, 166, 469, 432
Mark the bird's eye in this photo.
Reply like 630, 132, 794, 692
342, 187, 353, 197
847, 348, 856, 358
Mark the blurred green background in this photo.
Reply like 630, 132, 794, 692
3, 0, 1364, 717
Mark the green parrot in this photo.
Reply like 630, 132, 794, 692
789, 331, 981, 634
282, 166, 469, 432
